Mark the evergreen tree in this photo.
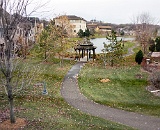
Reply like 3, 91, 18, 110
77, 28, 91, 38
135, 50, 143, 65
77, 29, 84, 38
155, 37, 160, 52
85, 28, 90, 37
102, 30, 124, 67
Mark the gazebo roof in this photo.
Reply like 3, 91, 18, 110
75, 38, 97, 50
75, 45, 96, 50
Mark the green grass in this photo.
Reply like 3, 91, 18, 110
123, 41, 135, 54
78, 64, 160, 117
0, 51, 134, 129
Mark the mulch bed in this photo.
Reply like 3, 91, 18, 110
0, 118, 26, 130
0, 108, 27, 129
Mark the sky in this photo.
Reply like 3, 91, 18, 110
28, 0, 160, 24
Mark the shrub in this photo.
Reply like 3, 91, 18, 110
77, 29, 84, 38
149, 44, 155, 52
135, 50, 143, 65
149, 71, 160, 89
155, 37, 160, 52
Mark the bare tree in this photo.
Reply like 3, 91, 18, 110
0, 0, 45, 123
54, 15, 74, 66
133, 13, 156, 55
38, 20, 55, 61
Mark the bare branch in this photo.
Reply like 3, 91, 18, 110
0, 0, 50, 123
132, 12, 157, 55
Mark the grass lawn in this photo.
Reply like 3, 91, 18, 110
123, 41, 135, 54
78, 63, 160, 117
0, 55, 134, 129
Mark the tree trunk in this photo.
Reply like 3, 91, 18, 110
8, 91, 15, 123
7, 79, 15, 123
5, 39, 16, 123
111, 59, 113, 67
62, 55, 64, 67
45, 49, 47, 61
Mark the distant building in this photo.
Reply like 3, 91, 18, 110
87, 21, 112, 35
86, 23, 98, 31
12, 17, 44, 51
95, 25, 112, 33
0, 10, 45, 57
54, 15, 87, 36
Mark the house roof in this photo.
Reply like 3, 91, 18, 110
98, 26, 112, 29
151, 52, 160, 58
54, 15, 86, 22
67, 15, 86, 21
87, 24, 98, 29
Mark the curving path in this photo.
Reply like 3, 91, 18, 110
61, 62, 160, 130
123, 42, 139, 57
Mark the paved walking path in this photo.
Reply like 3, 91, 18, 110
61, 62, 160, 130
123, 42, 139, 57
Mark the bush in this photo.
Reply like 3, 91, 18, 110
77, 29, 84, 38
155, 37, 160, 52
149, 44, 155, 52
150, 71, 160, 89
135, 50, 143, 65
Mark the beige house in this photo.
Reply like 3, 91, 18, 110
54, 15, 87, 36
87, 22, 112, 35
95, 26, 112, 34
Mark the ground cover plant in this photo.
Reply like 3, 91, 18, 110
0, 50, 134, 129
78, 62, 160, 117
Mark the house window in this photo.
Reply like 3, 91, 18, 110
74, 30, 76, 33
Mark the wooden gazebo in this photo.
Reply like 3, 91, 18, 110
74, 38, 97, 61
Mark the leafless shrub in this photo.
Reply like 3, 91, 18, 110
149, 70, 160, 89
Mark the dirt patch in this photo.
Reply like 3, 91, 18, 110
100, 79, 110, 83
0, 118, 26, 130
57, 67, 66, 71
135, 74, 143, 79
0, 110, 9, 123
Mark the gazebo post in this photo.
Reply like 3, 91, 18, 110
87, 49, 89, 61
93, 49, 95, 62
79, 49, 80, 61
89, 50, 91, 59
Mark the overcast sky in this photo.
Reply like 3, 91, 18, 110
29, 0, 160, 24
